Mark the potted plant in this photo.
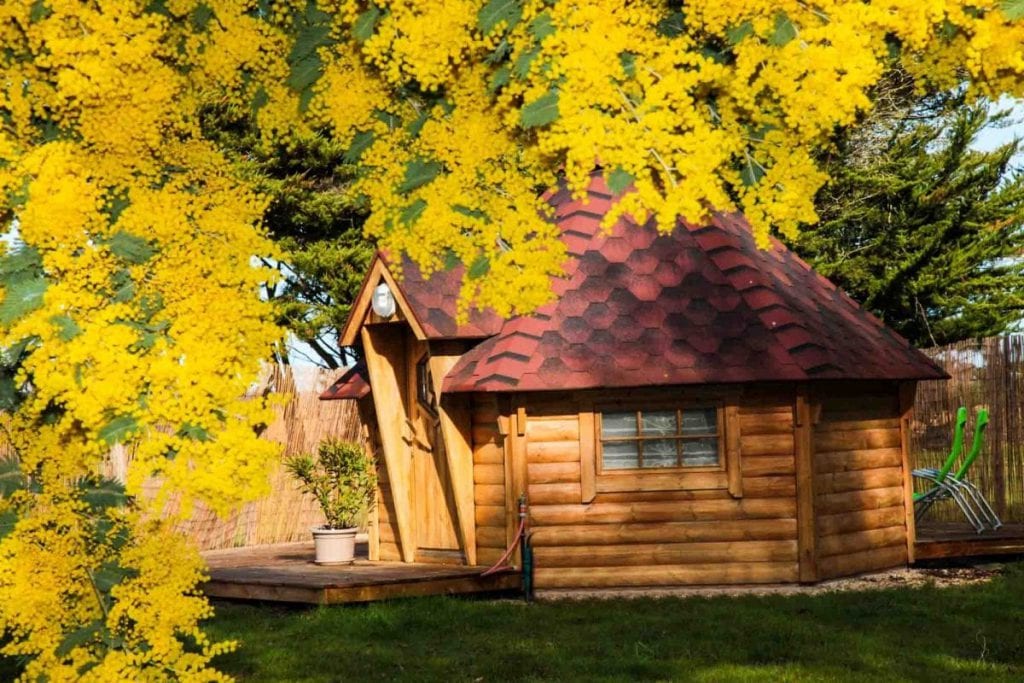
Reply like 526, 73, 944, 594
285, 438, 377, 565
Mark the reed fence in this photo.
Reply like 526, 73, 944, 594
912, 335, 1024, 523
150, 365, 367, 550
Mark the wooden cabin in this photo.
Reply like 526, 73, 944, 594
322, 174, 948, 589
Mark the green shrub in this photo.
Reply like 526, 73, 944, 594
284, 439, 376, 530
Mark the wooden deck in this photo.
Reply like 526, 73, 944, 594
202, 542, 521, 605
914, 522, 1024, 561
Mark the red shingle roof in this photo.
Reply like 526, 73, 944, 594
440, 176, 947, 393
319, 364, 372, 400
380, 253, 504, 340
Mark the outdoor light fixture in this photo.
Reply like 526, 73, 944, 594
371, 282, 396, 318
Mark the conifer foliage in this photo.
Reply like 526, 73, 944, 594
799, 102, 1024, 346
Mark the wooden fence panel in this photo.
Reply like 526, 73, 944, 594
913, 335, 1024, 522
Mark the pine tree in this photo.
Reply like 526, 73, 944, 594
797, 101, 1024, 346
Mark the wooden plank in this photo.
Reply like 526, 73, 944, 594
814, 428, 901, 453
529, 498, 796, 526
534, 562, 799, 588
528, 482, 583, 505
814, 466, 904, 494
816, 486, 905, 515
739, 411, 793, 435
533, 540, 798, 568
476, 526, 507, 549
816, 505, 906, 537
528, 440, 580, 463
473, 442, 504, 464
595, 470, 728, 494
742, 455, 795, 477
474, 463, 505, 485
814, 447, 903, 474
818, 544, 907, 580
740, 433, 794, 457
531, 518, 798, 546
507, 399, 528, 548
816, 417, 901, 432
527, 461, 580, 485
742, 475, 796, 499
726, 402, 743, 498
794, 387, 817, 583
525, 417, 578, 442
362, 325, 415, 563
475, 505, 505, 527
474, 483, 504, 505
472, 424, 502, 445
579, 407, 596, 503
431, 352, 477, 565
818, 526, 906, 558
898, 381, 916, 564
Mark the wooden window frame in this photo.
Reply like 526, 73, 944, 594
596, 402, 726, 475
579, 391, 741, 499
415, 353, 438, 417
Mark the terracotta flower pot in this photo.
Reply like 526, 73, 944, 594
312, 526, 358, 565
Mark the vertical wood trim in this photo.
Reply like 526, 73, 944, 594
794, 386, 818, 583
579, 404, 596, 504
430, 353, 477, 566
361, 326, 416, 563
499, 397, 517, 549
725, 401, 743, 498
898, 381, 917, 564
368, 487, 381, 561
503, 396, 529, 553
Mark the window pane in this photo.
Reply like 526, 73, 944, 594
601, 411, 637, 439
602, 440, 639, 470
642, 439, 678, 468
683, 437, 719, 466
682, 408, 717, 435
641, 410, 677, 436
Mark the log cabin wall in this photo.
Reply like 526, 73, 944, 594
472, 394, 508, 566
375, 453, 403, 561
812, 383, 912, 580
485, 387, 802, 589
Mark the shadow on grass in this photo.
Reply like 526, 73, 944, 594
205, 563, 1024, 682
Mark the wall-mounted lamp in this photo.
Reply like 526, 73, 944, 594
371, 282, 396, 318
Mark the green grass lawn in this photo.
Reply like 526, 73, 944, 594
206, 563, 1024, 682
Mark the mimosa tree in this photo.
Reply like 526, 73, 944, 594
1, 1, 1022, 679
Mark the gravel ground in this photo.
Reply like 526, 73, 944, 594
536, 563, 1006, 600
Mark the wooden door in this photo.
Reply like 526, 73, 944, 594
405, 337, 461, 560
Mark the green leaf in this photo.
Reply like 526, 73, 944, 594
520, 89, 559, 129
770, 12, 797, 46
398, 159, 442, 194
467, 255, 490, 279
406, 111, 429, 138
79, 477, 128, 512
478, 0, 522, 35
108, 231, 157, 265
740, 152, 766, 187
0, 458, 26, 498
725, 20, 753, 46
400, 199, 427, 227
50, 314, 81, 341
529, 12, 555, 42
99, 415, 139, 445
287, 53, 323, 93
373, 109, 401, 129
488, 65, 511, 93
607, 168, 634, 195
1001, 0, 1024, 21
0, 277, 46, 325
111, 269, 135, 303
453, 205, 490, 222
344, 130, 375, 163
0, 374, 20, 412
618, 51, 637, 79
56, 621, 103, 657
105, 194, 130, 226
92, 562, 136, 593
29, 0, 52, 23
0, 246, 43, 289
178, 423, 212, 442
442, 250, 461, 271
191, 3, 214, 31
513, 47, 540, 79
250, 85, 270, 115
657, 10, 686, 38
352, 5, 381, 41
0, 509, 17, 540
